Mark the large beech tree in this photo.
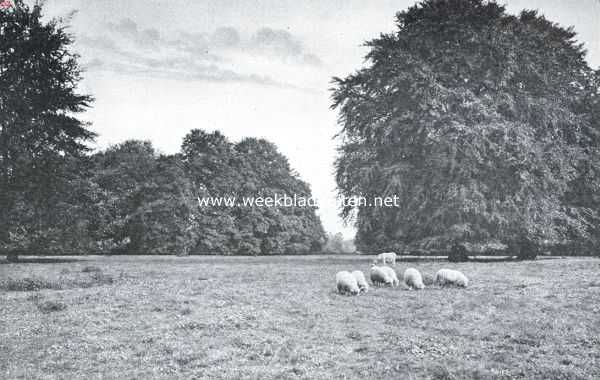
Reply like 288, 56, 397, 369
0, 1, 94, 260
332, 0, 600, 256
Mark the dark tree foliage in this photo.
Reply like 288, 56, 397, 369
182, 130, 326, 255
0, 1, 94, 260
181, 130, 245, 254
332, 0, 600, 257
44, 133, 326, 255
234, 137, 326, 254
89, 141, 199, 255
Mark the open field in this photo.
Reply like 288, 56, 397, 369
1, 256, 600, 380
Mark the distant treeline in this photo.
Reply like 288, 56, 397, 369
5, 130, 328, 256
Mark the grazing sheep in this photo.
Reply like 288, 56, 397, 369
376, 252, 397, 265
435, 269, 469, 287
370, 266, 393, 287
351, 270, 369, 293
380, 266, 400, 287
336, 271, 360, 295
370, 265, 401, 288
403, 268, 425, 290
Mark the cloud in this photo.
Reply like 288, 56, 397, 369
75, 18, 324, 89
248, 27, 323, 65
251, 28, 302, 56
107, 18, 161, 46
112, 18, 137, 36
211, 27, 240, 48
302, 53, 323, 66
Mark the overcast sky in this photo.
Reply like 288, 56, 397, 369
43, 0, 600, 238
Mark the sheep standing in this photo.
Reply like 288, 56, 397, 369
370, 266, 393, 287
376, 252, 397, 265
435, 269, 469, 287
351, 270, 369, 293
403, 268, 425, 290
336, 271, 360, 295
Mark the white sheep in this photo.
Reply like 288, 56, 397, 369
370, 266, 393, 287
351, 270, 369, 293
435, 269, 469, 287
370, 265, 399, 287
336, 271, 360, 295
380, 266, 400, 287
376, 252, 397, 265
403, 268, 425, 290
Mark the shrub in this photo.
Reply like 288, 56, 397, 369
448, 243, 469, 262
514, 239, 538, 261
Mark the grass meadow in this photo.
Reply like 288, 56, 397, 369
1, 255, 599, 379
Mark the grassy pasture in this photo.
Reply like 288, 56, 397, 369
1, 256, 599, 379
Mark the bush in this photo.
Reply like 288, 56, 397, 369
514, 239, 538, 261
448, 243, 469, 262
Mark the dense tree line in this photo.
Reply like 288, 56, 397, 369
332, 0, 600, 258
0, 2, 326, 259
3, 132, 327, 256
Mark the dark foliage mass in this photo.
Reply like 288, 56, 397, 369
3, 132, 327, 256
332, 0, 600, 257
0, 2, 325, 257
83, 134, 326, 255
0, 1, 94, 259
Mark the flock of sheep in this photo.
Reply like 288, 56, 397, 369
336, 252, 469, 296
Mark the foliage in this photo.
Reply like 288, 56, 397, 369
448, 243, 469, 262
88, 141, 200, 254
331, 0, 600, 254
0, 1, 94, 256
182, 130, 326, 254
28, 132, 327, 255
323, 232, 356, 254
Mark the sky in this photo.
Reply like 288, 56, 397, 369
41, 0, 600, 238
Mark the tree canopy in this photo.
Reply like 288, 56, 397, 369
0, 1, 94, 259
6, 131, 326, 256
331, 0, 600, 255
181, 130, 326, 255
